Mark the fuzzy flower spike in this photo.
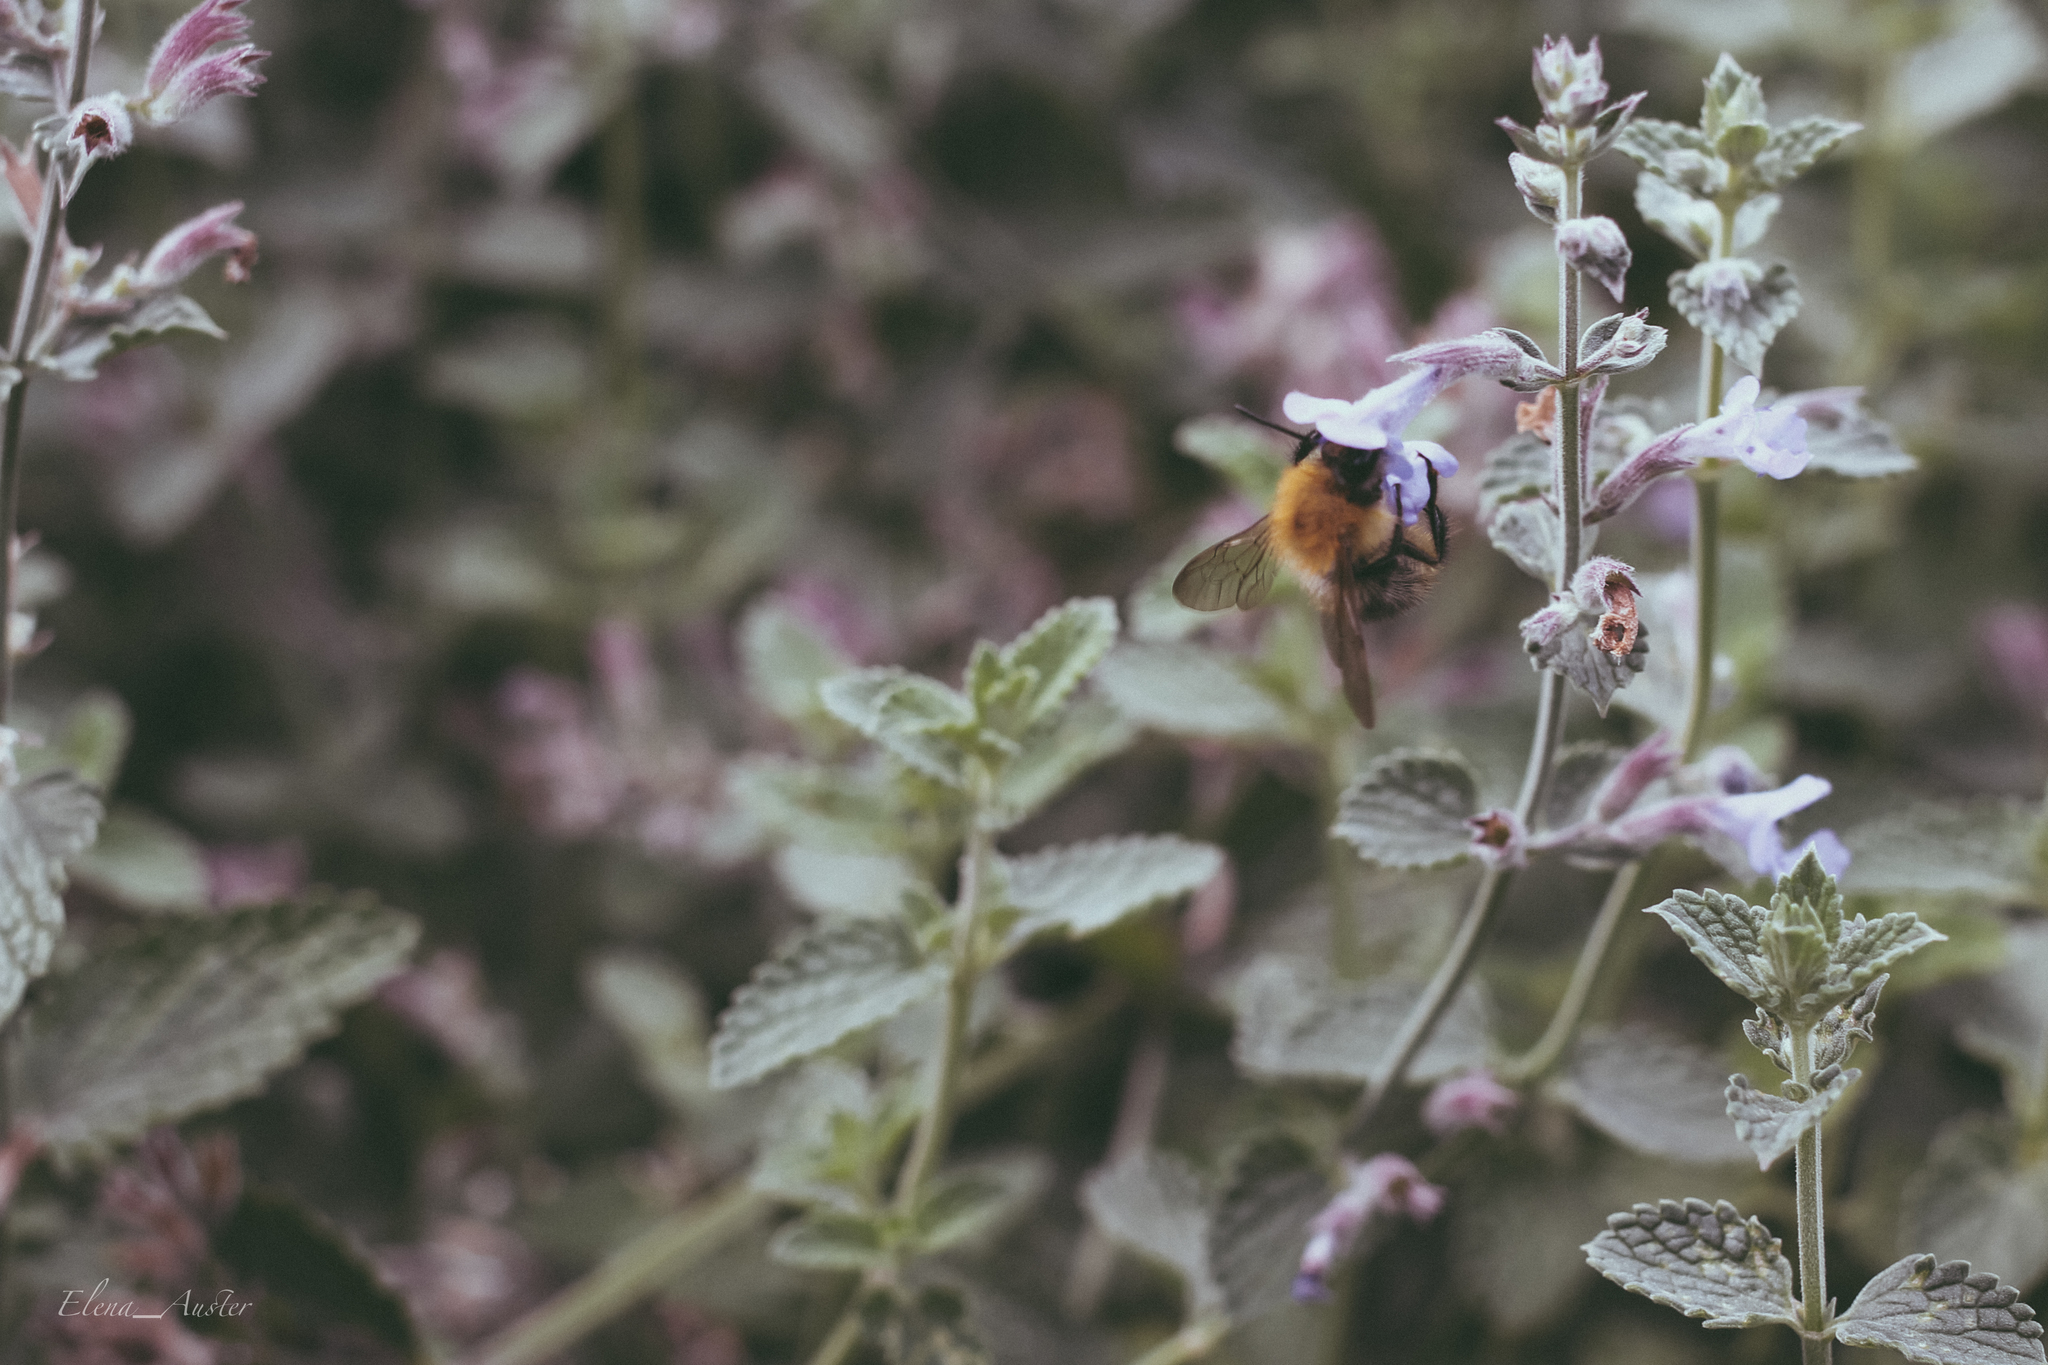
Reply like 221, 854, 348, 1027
139, 0, 267, 126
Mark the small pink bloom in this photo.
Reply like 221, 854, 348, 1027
1423, 1070, 1520, 1137
65, 95, 132, 165
1465, 808, 1527, 868
1292, 1154, 1445, 1301
139, 0, 267, 125
205, 838, 304, 908
137, 200, 258, 288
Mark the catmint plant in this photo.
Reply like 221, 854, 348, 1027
1585, 850, 2046, 1365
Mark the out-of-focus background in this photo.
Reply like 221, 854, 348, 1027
15, 0, 2048, 1361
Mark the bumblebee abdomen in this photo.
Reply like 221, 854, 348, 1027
1271, 462, 1388, 579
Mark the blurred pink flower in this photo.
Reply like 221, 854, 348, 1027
1979, 603, 2048, 716
1293, 1153, 1445, 1301
377, 1216, 544, 1343
378, 950, 527, 1097
495, 669, 625, 836
1423, 1070, 1519, 1136
102, 1129, 241, 1287
43, 1303, 217, 1365
205, 838, 305, 908
1181, 219, 1406, 403
983, 386, 1138, 523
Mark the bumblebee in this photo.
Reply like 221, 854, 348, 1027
1172, 408, 1449, 728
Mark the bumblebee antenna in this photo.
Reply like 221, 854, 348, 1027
1232, 404, 1302, 438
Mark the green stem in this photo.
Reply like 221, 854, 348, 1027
804, 1289, 872, 1365
0, 4, 94, 1323
1681, 206, 1732, 763
893, 774, 994, 1215
1344, 154, 1590, 1141
1790, 1023, 1832, 1362
1323, 771, 1365, 979
464, 1180, 766, 1365
1496, 861, 1641, 1084
1126, 1315, 1229, 1365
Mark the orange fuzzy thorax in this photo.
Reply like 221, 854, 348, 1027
1269, 459, 1397, 584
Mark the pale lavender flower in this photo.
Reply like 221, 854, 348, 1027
1293, 1154, 1446, 1301
136, 200, 257, 288
1556, 216, 1630, 301
1423, 1070, 1520, 1137
1979, 603, 2048, 716
1706, 773, 1847, 880
1589, 376, 1809, 521
1592, 730, 1681, 822
137, 0, 267, 126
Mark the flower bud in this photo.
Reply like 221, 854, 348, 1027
1556, 216, 1631, 302
1578, 310, 1667, 376
1423, 1071, 1519, 1137
137, 200, 258, 288
1509, 152, 1565, 223
1532, 35, 1607, 128
137, 0, 267, 126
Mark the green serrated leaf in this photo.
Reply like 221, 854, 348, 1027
709, 920, 947, 1089
586, 951, 710, 1115
1831, 911, 1946, 1003
751, 1060, 910, 1214
911, 1152, 1049, 1253
1487, 499, 1561, 583
1208, 1135, 1327, 1322
70, 804, 210, 914
14, 891, 418, 1162
770, 1211, 891, 1270
739, 597, 854, 725
1584, 1197, 1799, 1329
1093, 642, 1302, 743
1702, 55, 1768, 141
1174, 415, 1286, 506
0, 766, 102, 1025
1228, 954, 1489, 1085
820, 669, 981, 787
990, 695, 1136, 829
41, 294, 229, 382
1082, 1148, 1222, 1315
997, 598, 1118, 731
774, 845, 925, 919
1668, 259, 1800, 373
862, 1285, 992, 1365
1835, 1254, 2047, 1364
1003, 834, 1223, 942
1635, 174, 1721, 260
1613, 119, 1720, 190
1550, 1027, 1751, 1165
1330, 750, 1481, 869
1840, 800, 2040, 901
726, 755, 910, 856
1725, 1068, 1858, 1171
213, 1185, 424, 1358
1900, 1115, 2048, 1298
1949, 922, 2048, 1116
1645, 888, 1773, 1010
1753, 116, 1860, 190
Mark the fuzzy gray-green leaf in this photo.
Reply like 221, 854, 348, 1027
1668, 259, 1800, 373
1835, 1254, 2047, 1364
1487, 499, 1561, 583
1228, 954, 1489, 1085
820, 668, 980, 787
1093, 643, 1301, 743
1208, 1135, 1326, 1322
1331, 750, 1482, 869
0, 768, 102, 1024
911, 1152, 1049, 1253
1900, 1116, 2048, 1298
709, 920, 947, 1089
1753, 116, 1860, 189
1083, 1149, 1222, 1315
1840, 799, 2040, 901
1645, 888, 1772, 1010
1003, 834, 1223, 942
1726, 1068, 1858, 1171
14, 891, 418, 1162
769, 1211, 890, 1270
1552, 1027, 1751, 1165
1582, 1197, 1799, 1329
997, 597, 1118, 731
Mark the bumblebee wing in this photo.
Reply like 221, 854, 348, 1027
1172, 517, 1279, 612
1323, 554, 1376, 729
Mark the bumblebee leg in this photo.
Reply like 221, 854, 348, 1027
1393, 462, 1449, 568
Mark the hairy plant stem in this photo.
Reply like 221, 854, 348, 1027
1790, 1022, 1833, 1363
0, 2, 94, 1325
1323, 767, 1365, 979
1496, 861, 1641, 1084
892, 772, 994, 1216
461, 984, 1123, 1365
1125, 1314, 1229, 1365
1680, 206, 1733, 763
1344, 156, 1587, 1142
466, 1180, 767, 1365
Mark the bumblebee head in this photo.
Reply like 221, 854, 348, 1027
1321, 444, 1387, 503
